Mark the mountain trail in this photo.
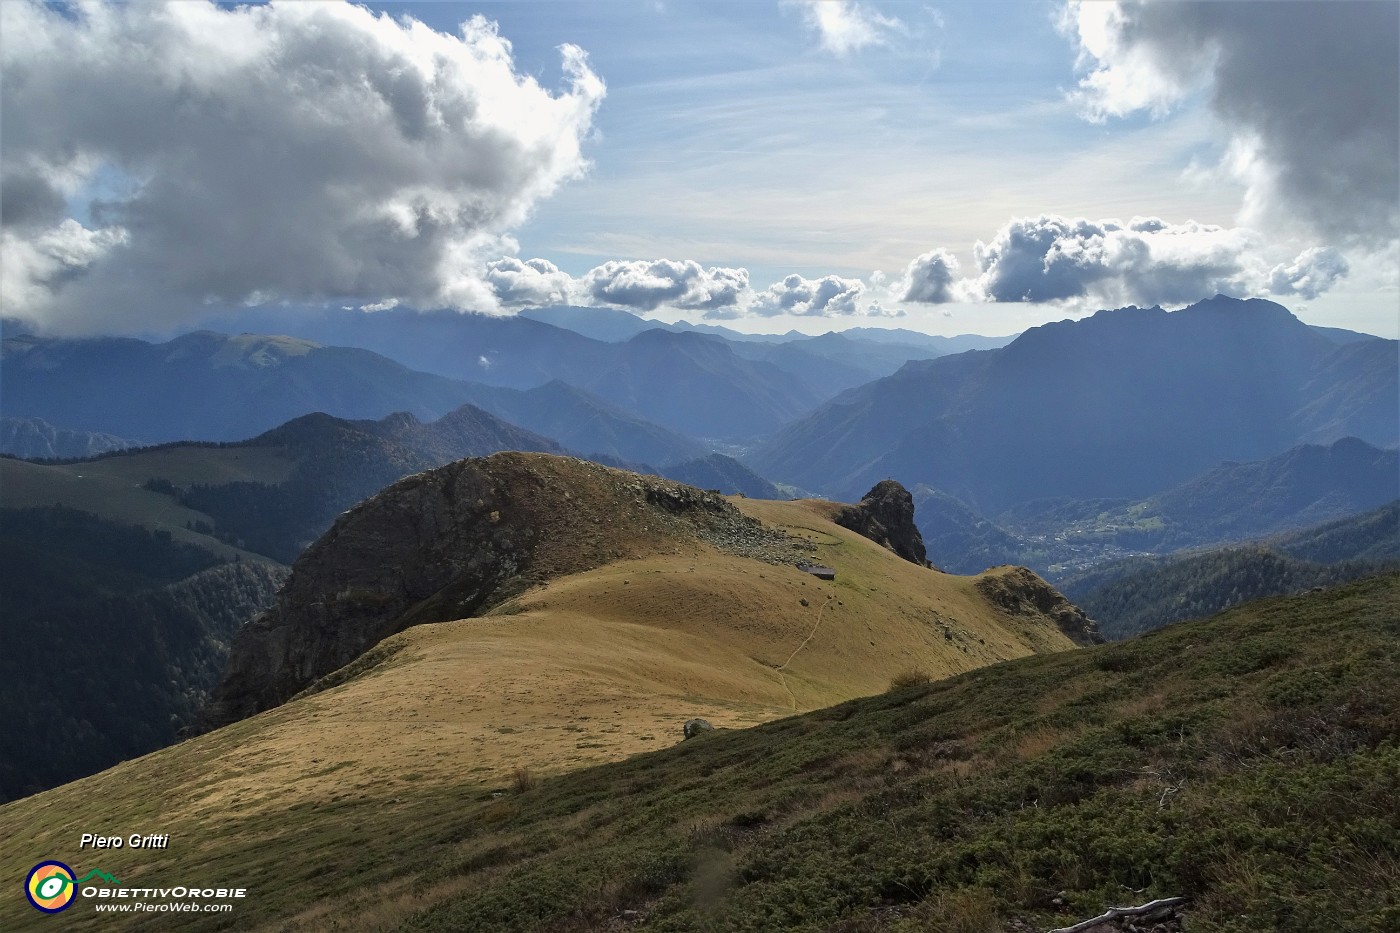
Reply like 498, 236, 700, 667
775, 597, 831, 710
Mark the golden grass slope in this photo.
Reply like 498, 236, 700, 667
0, 495, 1077, 931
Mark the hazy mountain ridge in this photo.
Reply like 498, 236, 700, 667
456, 379, 709, 466
581, 328, 820, 438
2, 321, 827, 446
0, 417, 136, 459
753, 296, 1398, 511
658, 453, 782, 498
193, 307, 827, 437
1, 331, 480, 444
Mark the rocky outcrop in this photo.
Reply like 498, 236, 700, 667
975, 566, 1104, 646
835, 480, 932, 568
201, 453, 795, 729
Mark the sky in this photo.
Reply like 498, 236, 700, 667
2, 0, 1397, 338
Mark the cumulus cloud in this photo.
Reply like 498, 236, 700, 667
0, 0, 604, 333
964, 214, 1348, 308
486, 257, 578, 307
581, 259, 749, 312
745, 273, 897, 318
896, 249, 960, 303
1063, 0, 1399, 247
1267, 247, 1350, 300
786, 0, 903, 56
481, 256, 905, 320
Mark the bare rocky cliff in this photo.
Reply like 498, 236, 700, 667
836, 479, 933, 568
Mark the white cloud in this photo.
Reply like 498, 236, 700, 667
0, 0, 604, 333
482, 255, 907, 320
1267, 247, 1350, 301
581, 259, 749, 311
786, 0, 903, 56
896, 248, 960, 303
744, 273, 895, 318
1062, 0, 1399, 248
485, 257, 578, 307
963, 214, 1349, 309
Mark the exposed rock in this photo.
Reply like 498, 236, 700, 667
201, 453, 806, 730
975, 565, 1104, 646
835, 480, 933, 568
683, 719, 714, 739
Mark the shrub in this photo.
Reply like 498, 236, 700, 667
889, 667, 934, 691
511, 766, 536, 794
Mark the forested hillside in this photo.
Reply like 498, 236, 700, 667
0, 507, 286, 801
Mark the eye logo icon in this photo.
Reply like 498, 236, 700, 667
25, 861, 77, 913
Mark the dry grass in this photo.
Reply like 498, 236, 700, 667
0, 496, 1084, 932
901, 889, 1004, 932
1012, 725, 1067, 760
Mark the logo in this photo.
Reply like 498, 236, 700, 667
25, 862, 77, 913
24, 863, 122, 913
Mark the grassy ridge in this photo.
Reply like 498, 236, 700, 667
2, 577, 1394, 931
0, 496, 1077, 932
394, 574, 1399, 933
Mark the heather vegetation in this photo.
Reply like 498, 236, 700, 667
392, 576, 1399, 933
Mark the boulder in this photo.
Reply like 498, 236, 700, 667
683, 718, 714, 739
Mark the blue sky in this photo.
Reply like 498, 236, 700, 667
386, 0, 1397, 336
3, 1, 1396, 337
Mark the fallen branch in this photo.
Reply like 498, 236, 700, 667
1046, 896, 1188, 933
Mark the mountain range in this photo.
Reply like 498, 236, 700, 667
202, 453, 1092, 730
0, 331, 477, 444
183, 306, 834, 435
752, 296, 1398, 511
0, 325, 828, 445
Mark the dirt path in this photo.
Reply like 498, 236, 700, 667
774, 598, 830, 710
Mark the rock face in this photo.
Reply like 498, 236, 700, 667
975, 566, 1104, 646
835, 480, 932, 568
201, 453, 794, 730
